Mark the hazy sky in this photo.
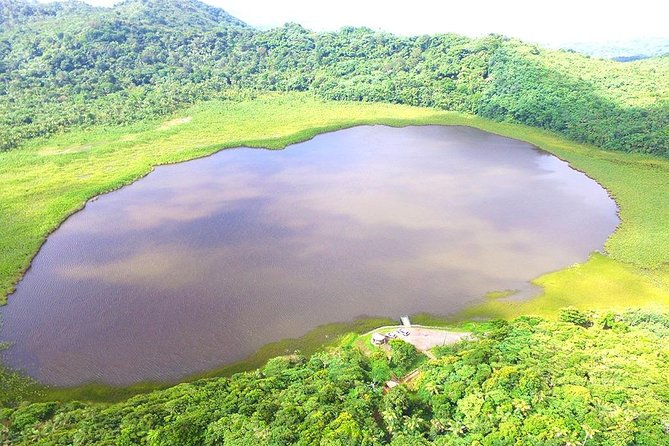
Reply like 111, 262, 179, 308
43, 0, 668, 44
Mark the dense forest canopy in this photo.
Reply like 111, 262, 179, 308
1, 0, 667, 156
3, 311, 669, 445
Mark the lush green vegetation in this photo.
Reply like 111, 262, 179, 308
1, 1, 669, 444
3, 312, 669, 445
1, 0, 667, 156
1, 92, 667, 410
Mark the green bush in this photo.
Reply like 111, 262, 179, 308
559, 307, 592, 327
4, 315, 669, 444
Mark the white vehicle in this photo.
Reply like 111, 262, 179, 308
398, 328, 410, 336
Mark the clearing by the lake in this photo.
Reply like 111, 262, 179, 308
368, 325, 471, 354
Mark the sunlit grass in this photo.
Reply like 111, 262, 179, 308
461, 254, 669, 320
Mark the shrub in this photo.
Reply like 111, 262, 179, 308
559, 307, 592, 328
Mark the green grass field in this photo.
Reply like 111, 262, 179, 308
2, 91, 668, 402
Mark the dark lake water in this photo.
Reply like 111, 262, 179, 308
1, 126, 619, 385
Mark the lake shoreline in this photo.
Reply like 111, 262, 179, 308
2, 124, 618, 386
31, 313, 477, 404
0, 100, 632, 306
2, 94, 668, 404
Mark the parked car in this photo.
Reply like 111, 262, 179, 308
398, 328, 410, 336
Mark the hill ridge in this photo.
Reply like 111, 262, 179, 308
0, 2, 666, 156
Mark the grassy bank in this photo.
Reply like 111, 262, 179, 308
461, 254, 669, 320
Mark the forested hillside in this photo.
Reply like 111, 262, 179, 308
1, 0, 667, 156
3, 312, 669, 445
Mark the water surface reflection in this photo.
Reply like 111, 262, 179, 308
1, 126, 619, 385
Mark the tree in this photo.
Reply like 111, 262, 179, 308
389, 340, 421, 376
559, 307, 592, 328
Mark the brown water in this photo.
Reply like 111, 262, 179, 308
0, 126, 619, 385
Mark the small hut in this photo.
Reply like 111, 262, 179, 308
371, 333, 388, 345
384, 380, 399, 393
